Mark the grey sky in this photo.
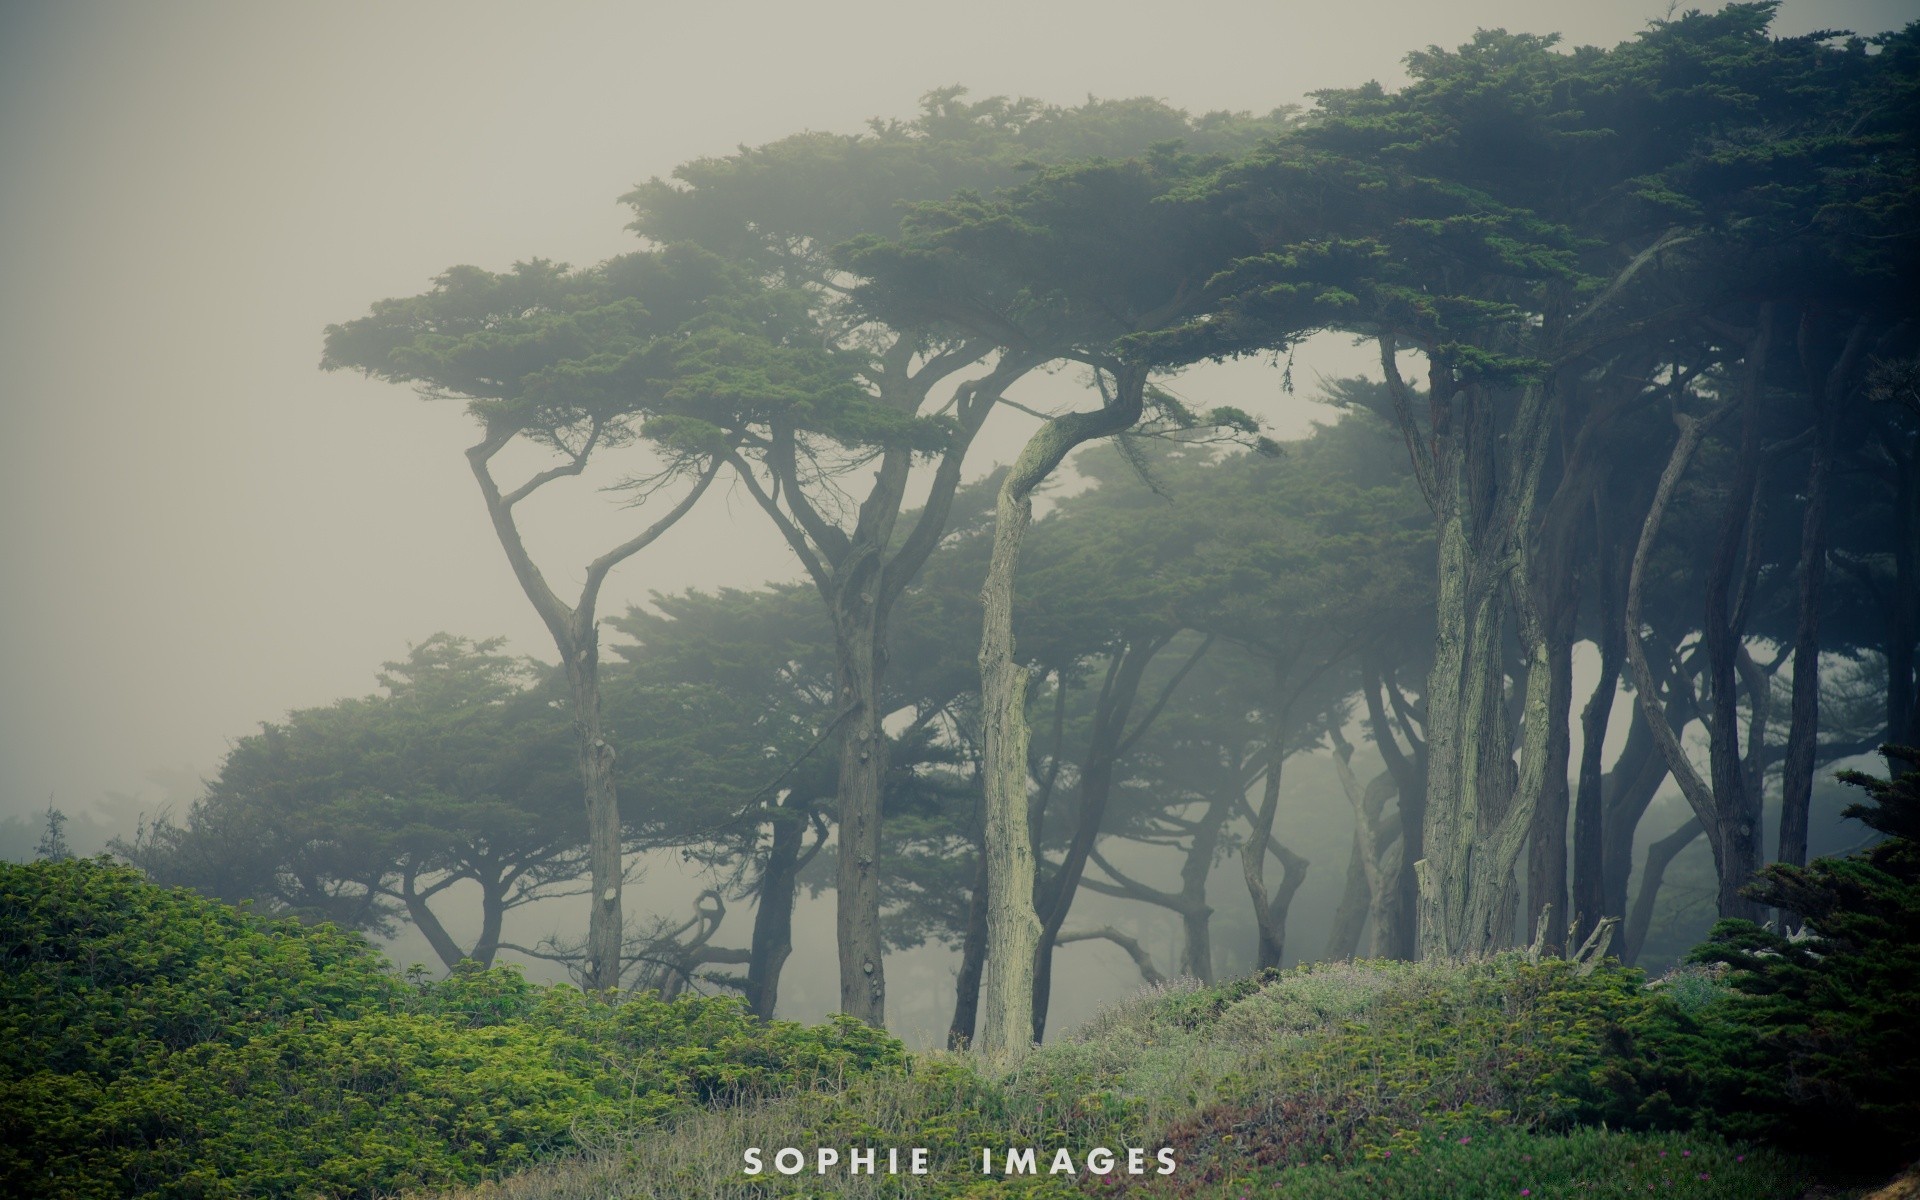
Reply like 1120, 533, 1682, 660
3, 0, 1913, 829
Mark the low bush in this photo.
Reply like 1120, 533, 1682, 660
1151, 1126, 1812, 1200
0, 858, 904, 1199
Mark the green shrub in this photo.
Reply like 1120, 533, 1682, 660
0, 859, 903, 1199
1677, 748, 1920, 1168
1162, 1127, 1811, 1200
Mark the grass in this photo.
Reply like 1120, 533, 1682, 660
406, 957, 1844, 1200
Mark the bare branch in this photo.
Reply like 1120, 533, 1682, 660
502, 417, 605, 508
1055, 926, 1165, 986
722, 448, 830, 591
580, 453, 725, 612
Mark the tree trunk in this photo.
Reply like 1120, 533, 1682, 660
1623, 817, 1703, 965
1421, 554, 1551, 956
974, 366, 1147, 1060
977, 476, 1045, 1059
744, 806, 807, 1021
1573, 546, 1625, 945
1325, 832, 1371, 961
401, 866, 466, 972
1526, 620, 1576, 954
724, 352, 1029, 1028
1699, 392, 1767, 924
948, 845, 989, 1049
1328, 731, 1400, 960
1242, 717, 1288, 969
1177, 790, 1231, 982
565, 654, 625, 994
473, 874, 506, 968
1411, 375, 1559, 958
1777, 430, 1831, 876
1362, 662, 1423, 959
1780, 317, 1867, 864
1241, 729, 1310, 970
832, 598, 888, 1024
1600, 712, 1669, 923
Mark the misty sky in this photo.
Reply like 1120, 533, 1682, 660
3, 0, 1913, 831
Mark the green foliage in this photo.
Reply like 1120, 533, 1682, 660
1136, 958, 1712, 1184
321, 245, 874, 457
1675, 748, 1920, 1167
1169, 1127, 1811, 1200
446, 957, 1824, 1200
0, 860, 903, 1199
118, 635, 584, 965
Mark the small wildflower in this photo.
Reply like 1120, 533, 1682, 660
1521, 1191, 1531, 1197
1459, 1136, 1472, 1144
1735, 1155, 1745, 1162
1682, 1150, 1691, 1158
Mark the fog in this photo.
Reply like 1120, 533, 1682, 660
3, 0, 1908, 1045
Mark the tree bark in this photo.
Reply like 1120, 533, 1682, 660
977, 476, 1046, 1059
976, 364, 1147, 1059
1404, 364, 1560, 958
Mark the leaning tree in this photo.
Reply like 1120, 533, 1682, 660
323, 248, 855, 991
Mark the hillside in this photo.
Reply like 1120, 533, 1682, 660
421, 957, 1841, 1200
